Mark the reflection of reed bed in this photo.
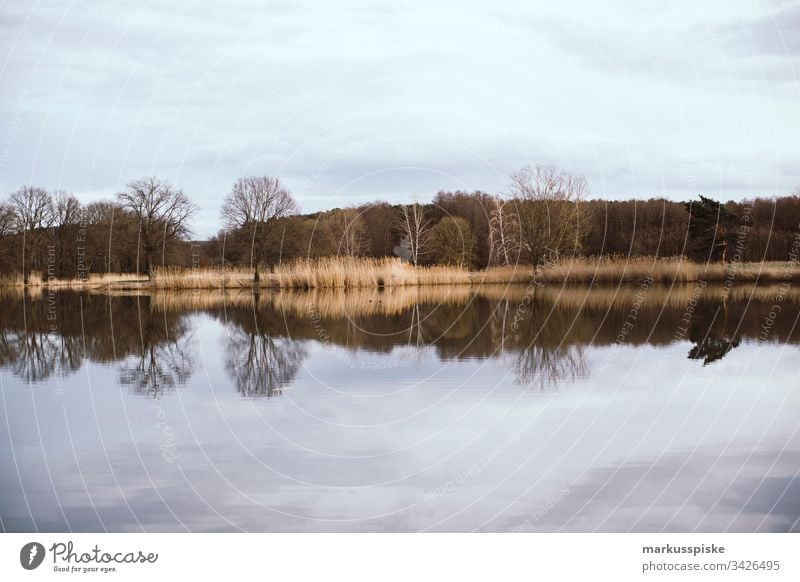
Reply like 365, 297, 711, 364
532, 281, 800, 310
147, 286, 478, 316
270, 286, 476, 318
149, 289, 260, 312
0, 285, 43, 300
144, 279, 800, 316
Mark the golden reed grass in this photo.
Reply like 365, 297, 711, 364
0, 271, 148, 288
138, 279, 800, 317
3, 256, 799, 290
149, 258, 533, 289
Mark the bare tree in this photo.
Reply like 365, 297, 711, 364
53, 190, 82, 228
396, 202, 433, 266
81, 200, 123, 274
52, 191, 82, 277
325, 207, 367, 256
117, 177, 197, 277
83, 200, 119, 224
221, 176, 299, 283
0, 202, 15, 237
488, 196, 519, 266
509, 165, 588, 268
10, 186, 54, 283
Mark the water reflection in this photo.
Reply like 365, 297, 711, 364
223, 302, 306, 398
2, 284, 800, 532
1, 284, 798, 392
686, 301, 741, 365
117, 304, 195, 397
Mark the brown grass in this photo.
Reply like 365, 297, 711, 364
0, 270, 148, 289
536, 256, 799, 284
151, 266, 256, 289
3, 256, 799, 290
136, 279, 800, 317
148, 258, 533, 289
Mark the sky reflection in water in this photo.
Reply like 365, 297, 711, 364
1, 284, 799, 532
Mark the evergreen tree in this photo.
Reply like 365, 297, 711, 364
684, 195, 737, 262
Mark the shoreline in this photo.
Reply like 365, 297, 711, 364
2, 256, 799, 291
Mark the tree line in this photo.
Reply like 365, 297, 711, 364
1, 165, 799, 281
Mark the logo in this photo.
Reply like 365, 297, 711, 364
20, 542, 46, 570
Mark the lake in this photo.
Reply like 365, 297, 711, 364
1, 282, 799, 532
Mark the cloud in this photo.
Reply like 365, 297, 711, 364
0, 0, 798, 237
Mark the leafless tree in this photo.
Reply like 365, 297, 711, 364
9, 185, 54, 283
396, 202, 433, 266
50, 191, 82, 277
325, 207, 366, 256
509, 165, 588, 268
221, 176, 299, 283
117, 177, 197, 277
0, 202, 15, 235
83, 200, 119, 224
81, 200, 124, 274
53, 190, 81, 228
488, 196, 519, 266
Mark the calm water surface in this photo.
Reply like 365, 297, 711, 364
1, 283, 799, 532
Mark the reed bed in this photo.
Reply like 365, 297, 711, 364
270, 257, 533, 288
536, 256, 800, 284
0, 270, 147, 288
4, 256, 799, 290
140, 279, 800, 317
151, 266, 256, 289
274, 257, 417, 288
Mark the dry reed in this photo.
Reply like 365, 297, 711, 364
4, 256, 799, 290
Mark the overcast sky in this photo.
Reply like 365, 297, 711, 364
1, 0, 798, 237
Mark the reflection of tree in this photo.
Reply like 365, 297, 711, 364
686, 302, 740, 365
0, 328, 61, 382
0, 294, 85, 383
224, 307, 306, 397
514, 344, 588, 391
407, 304, 427, 348
505, 297, 589, 391
688, 337, 740, 365
118, 306, 194, 397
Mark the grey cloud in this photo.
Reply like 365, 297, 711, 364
1, 0, 798, 237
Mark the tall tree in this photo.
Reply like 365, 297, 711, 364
488, 196, 519, 266
324, 207, 367, 257
0, 202, 15, 236
684, 195, 738, 262
430, 216, 476, 267
10, 185, 54, 283
82, 200, 124, 274
221, 176, 298, 283
509, 165, 588, 268
396, 202, 432, 266
52, 190, 82, 278
117, 177, 197, 277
